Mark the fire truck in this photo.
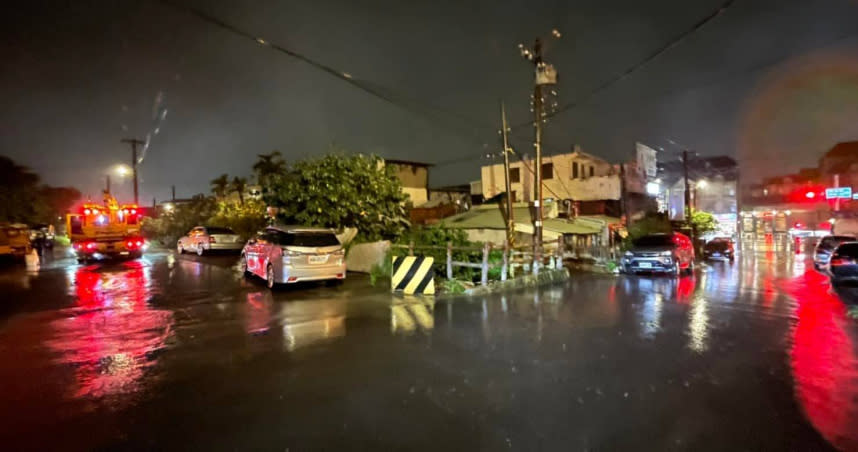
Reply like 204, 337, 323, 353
66, 191, 146, 262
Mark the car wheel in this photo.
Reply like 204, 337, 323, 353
241, 254, 250, 276
685, 260, 695, 275
266, 264, 276, 289
672, 263, 681, 277
196, 244, 205, 256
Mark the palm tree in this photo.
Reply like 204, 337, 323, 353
253, 151, 286, 188
210, 174, 229, 199
231, 176, 248, 205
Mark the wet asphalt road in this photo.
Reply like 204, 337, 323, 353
0, 248, 857, 451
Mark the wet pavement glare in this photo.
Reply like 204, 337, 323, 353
0, 249, 857, 451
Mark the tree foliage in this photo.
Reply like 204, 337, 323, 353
210, 174, 229, 199
231, 176, 248, 204
689, 209, 718, 235
209, 198, 268, 240
266, 153, 408, 241
253, 151, 286, 190
625, 212, 672, 248
141, 195, 217, 244
0, 156, 81, 225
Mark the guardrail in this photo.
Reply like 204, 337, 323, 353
391, 238, 566, 286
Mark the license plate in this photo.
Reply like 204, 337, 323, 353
638, 262, 652, 269
308, 255, 328, 264
712, 253, 721, 257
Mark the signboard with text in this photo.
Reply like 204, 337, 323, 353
825, 187, 852, 199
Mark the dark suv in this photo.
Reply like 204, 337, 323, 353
814, 235, 855, 272
622, 232, 695, 276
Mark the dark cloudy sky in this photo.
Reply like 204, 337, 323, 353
2, 0, 858, 203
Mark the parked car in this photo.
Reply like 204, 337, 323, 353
622, 232, 695, 276
1, 224, 32, 259
813, 235, 856, 271
703, 237, 735, 262
241, 226, 346, 289
828, 241, 858, 285
177, 226, 244, 256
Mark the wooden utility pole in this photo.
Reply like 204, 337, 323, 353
105, 174, 111, 193
501, 102, 515, 247
531, 38, 545, 269
121, 138, 145, 205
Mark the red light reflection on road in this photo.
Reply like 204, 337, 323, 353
47, 262, 173, 399
786, 269, 858, 451
244, 291, 274, 335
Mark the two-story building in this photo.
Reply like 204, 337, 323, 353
480, 146, 648, 219
384, 159, 431, 206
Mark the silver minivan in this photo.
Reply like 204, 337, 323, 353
241, 226, 346, 289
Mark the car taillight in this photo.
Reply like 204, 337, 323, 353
86, 242, 97, 250
136, 240, 143, 247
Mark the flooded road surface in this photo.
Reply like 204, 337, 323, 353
0, 249, 856, 450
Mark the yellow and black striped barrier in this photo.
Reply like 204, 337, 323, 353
391, 256, 435, 295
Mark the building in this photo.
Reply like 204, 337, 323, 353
384, 159, 431, 206
479, 146, 648, 219
740, 140, 858, 246
658, 155, 738, 237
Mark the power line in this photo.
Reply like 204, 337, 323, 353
510, 0, 737, 131
155, 0, 494, 148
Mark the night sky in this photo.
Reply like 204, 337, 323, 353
3, 0, 858, 203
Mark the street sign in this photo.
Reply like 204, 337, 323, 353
825, 187, 852, 199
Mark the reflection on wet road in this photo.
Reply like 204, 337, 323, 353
0, 250, 856, 450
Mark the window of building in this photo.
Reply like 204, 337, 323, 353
572, 162, 579, 179
509, 167, 520, 183
542, 163, 554, 180
590, 166, 595, 177
511, 191, 517, 202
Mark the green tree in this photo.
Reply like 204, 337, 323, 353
0, 156, 80, 225
252, 151, 286, 190
210, 174, 230, 199
266, 153, 408, 241
141, 195, 217, 244
231, 176, 248, 205
689, 209, 718, 235
209, 198, 269, 240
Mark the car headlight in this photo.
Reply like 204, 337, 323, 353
660, 251, 672, 256
624, 251, 633, 257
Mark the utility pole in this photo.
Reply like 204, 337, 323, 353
501, 102, 515, 247
519, 32, 558, 272
121, 138, 145, 205
105, 174, 111, 193
683, 150, 691, 221
171, 185, 176, 201
619, 163, 628, 228
532, 38, 545, 269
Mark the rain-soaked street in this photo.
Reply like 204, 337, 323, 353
1, 248, 857, 451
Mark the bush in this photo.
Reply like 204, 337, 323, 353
369, 250, 393, 286
400, 225, 479, 280
208, 199, 269, 240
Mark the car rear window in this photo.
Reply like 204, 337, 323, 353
821, 235, 855, 249
206, 227, 235, 235
270, 230, 340, 247
633, 235, 673, 247
834, 242, 858, 257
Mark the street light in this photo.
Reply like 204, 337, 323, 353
696, 179, 708, 189
113, 164, 132, 178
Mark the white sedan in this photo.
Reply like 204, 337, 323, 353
177, 226, 244, 256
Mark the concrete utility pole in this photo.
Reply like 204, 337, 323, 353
531, 38, 545, 267
619, 163, 628, 228
121, 138, 146, 205
683, 149, 691, 221
171, 185, 176, 201
105, 174, 111, 193
501, 102, 516, 247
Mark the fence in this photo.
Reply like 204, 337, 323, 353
391, 238, 567, 286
